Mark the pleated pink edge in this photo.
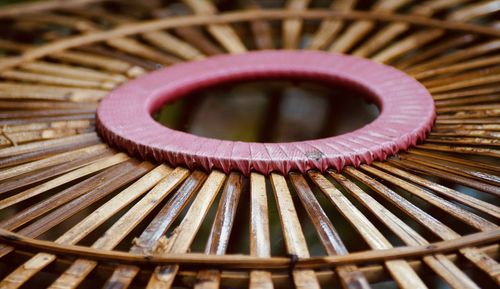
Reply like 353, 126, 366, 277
97, 51, 435, 175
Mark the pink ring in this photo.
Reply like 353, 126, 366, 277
97, 51, 435, 175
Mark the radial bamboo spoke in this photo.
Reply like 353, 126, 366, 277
432, 87, 500, 101
142, 30, 205, 61
183, 0, 247, 53
344, 167, 499, 283
416, 143, 500, 159
334, 168, 482, 289
282, 0, 311, 49
46, 167, 188, 289
435, 95, 500, 107
401, 154, 500, 186
0, 132, 99, 157
329, 0, 409, 53
392, 158, 500, 196
448, 1, 500, 21
407, 40, 500, 74
0, 159, 137, 234
0, 69, 117, 90
0, 164, 171, 289
0, 132, 99, 169
103, 170, 207, 289
249, 173, 274, 289
360, 163, 497, 230
146, 171, 225, 289
0, 149, 109, 195
105, 37, 181, 66
0, 82, 108, 102
51, 50, 145, 77
270, 173, 321, 289
247, 2, 274, 50
0, 144, 109, 181
173, 26, 224, 56
409, 149, 500, 173
396, 34, 477, 69
20, 61, 127, 83
308, 0, 356, 50
414, 55, 500, 80
370, 162, 500, 219
0, 159, 149, 262
194, 172, 243, 289
0, 152, 129, 210
310, 171, 428, 289
290, 173, 370, 289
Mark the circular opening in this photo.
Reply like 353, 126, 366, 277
153, 79, 380, 143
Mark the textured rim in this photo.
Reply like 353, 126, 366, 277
97, 50, 435, 174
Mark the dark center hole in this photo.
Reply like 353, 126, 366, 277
153, 79, 379, 143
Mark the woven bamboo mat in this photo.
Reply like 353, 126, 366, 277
0, 1, 498, 288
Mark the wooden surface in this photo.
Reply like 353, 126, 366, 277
0, 0, 498, 288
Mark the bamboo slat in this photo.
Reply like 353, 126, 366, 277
329, 0, 410, 53
249, 173, 273, 289
142, 30, 205, 61
183, 0, 247, 53
103, 170, 207, 289
247, 2, 274, 50
290, 173, 370, 289
45, 167, 188, 289
339, 167, 482, 289
0, 161, 152, 289
308, 0, 356, 50
194, 172, 243, 289
312, 171, 428, 289
0, 159, 150, 261
146, 171, 225, 289
270, 173, 320, 289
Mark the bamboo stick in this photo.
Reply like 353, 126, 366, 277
249, 173, 273, 289
397, 34, 476, 69
0, 152, 127, 210
399, 154, 500, 191
290, 173, 370, 289
408, 40, 500, 74
20, 61, 127, 83
194, 172, 243, 289
0, 229, 497, 270
103, 170, 207, 289
0, 149, 110, 193
0, 160, 149, 262
270, 173, 320, 289
310, 171, 428, 289
329, 0, 410, 53
182, 0, 247, 53
247, 2, 275, 50
145, 171, 225, 289
282, 0, 311, 49
45, 167, 188, 289
1, 9, 498, 72
0, 161, 153, 289
409, 149, 500, 172
371, 162, 500, 219
343, 167, 493, 287
307, 0, 356, 50
142, 30, 205, 60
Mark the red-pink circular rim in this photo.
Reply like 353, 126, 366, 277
97, 51, 435, 175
